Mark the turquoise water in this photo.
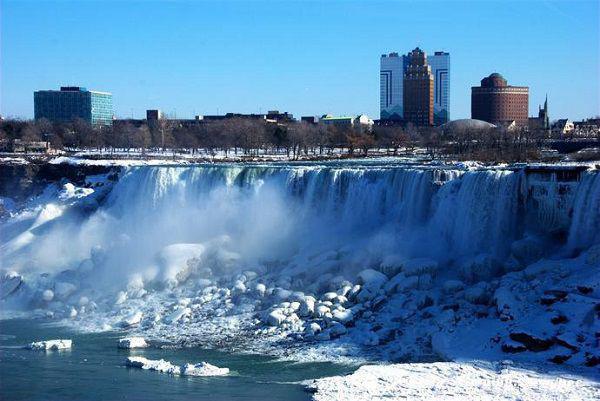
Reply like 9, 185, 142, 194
0, 319, 352, 401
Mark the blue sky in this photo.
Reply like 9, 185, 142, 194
1, 0, 599, 120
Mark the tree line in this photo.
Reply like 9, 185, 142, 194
0, 117, 555, 162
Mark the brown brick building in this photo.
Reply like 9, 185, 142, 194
471, 73, 529, 126
403, 48, 434, 126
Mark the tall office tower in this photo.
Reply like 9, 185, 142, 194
34, 86, 113, 126
428, 51, 450, 125
380, 52, 407, 121
471, 73, 529, 126
403, 47, 434, 127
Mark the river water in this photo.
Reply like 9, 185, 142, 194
0, 318, 352, 401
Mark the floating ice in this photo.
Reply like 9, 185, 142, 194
125, 356, 229, 376
117, 337, 148, 349
27, 339, 72, 350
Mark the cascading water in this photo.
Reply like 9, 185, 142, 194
2, 164, 599, 283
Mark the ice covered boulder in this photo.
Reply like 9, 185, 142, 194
357, 270, 388, 300
314, 304, 330, 318
121, 311, 143, 327
322, 292, 338, 301
267, 309, 286, 326
0, 271, 22, 299
232, 281, 246, 295
305, 322, 322, 335
459, 254, 502, 283
403, 258, 439, 277
28, 339, 72, 350
298, 296, 316, 317
511, 237, 545, 266
332, 308, 354, 325
254, 283, 267, 297
118, 337, 148, 349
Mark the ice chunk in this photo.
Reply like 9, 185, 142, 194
181, 362, 229, 376
357, 269, 388, 292
28, 339, 72, 350
126, 357, 228, 376
118, 337, 148, 349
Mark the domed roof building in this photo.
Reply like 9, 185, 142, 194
440, 118, 496, 132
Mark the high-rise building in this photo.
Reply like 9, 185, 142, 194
403, 48, 434, 127
380, 52, 407, 121
428, 51, 450, 125
380, 50, 449, 125
471, 73, 529, 126
34, 86, 113, 126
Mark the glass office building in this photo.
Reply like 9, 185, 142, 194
380, 50, 450, 125
34, 86, 113, 126
380, 53, 407, 121
428, 52, 450, 125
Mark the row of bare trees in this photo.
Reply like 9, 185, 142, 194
0, 117, 552, 162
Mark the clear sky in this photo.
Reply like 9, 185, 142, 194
1, 0, 599, 121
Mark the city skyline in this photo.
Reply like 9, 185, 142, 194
1, 1, 599, 121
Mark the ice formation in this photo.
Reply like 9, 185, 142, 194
27, 339, 72, 350
117, 337, 148, 349
0, 161, 599, 372
125, 356, 229, 376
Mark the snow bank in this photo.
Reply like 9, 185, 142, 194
308, 362, 600, 401
125, 356, 229, 376
27, 339, 72, 350
117, 337, 148, 349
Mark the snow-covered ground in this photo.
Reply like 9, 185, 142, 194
1, 160, 599, 399
308, 361, 600, 401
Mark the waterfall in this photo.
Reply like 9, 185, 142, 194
2, 164, 598, 281
568, 170, 600, 250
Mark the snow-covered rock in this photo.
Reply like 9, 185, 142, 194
267, 309, 286, 326
28, 339, 72, 350
117, 337, 148, 349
